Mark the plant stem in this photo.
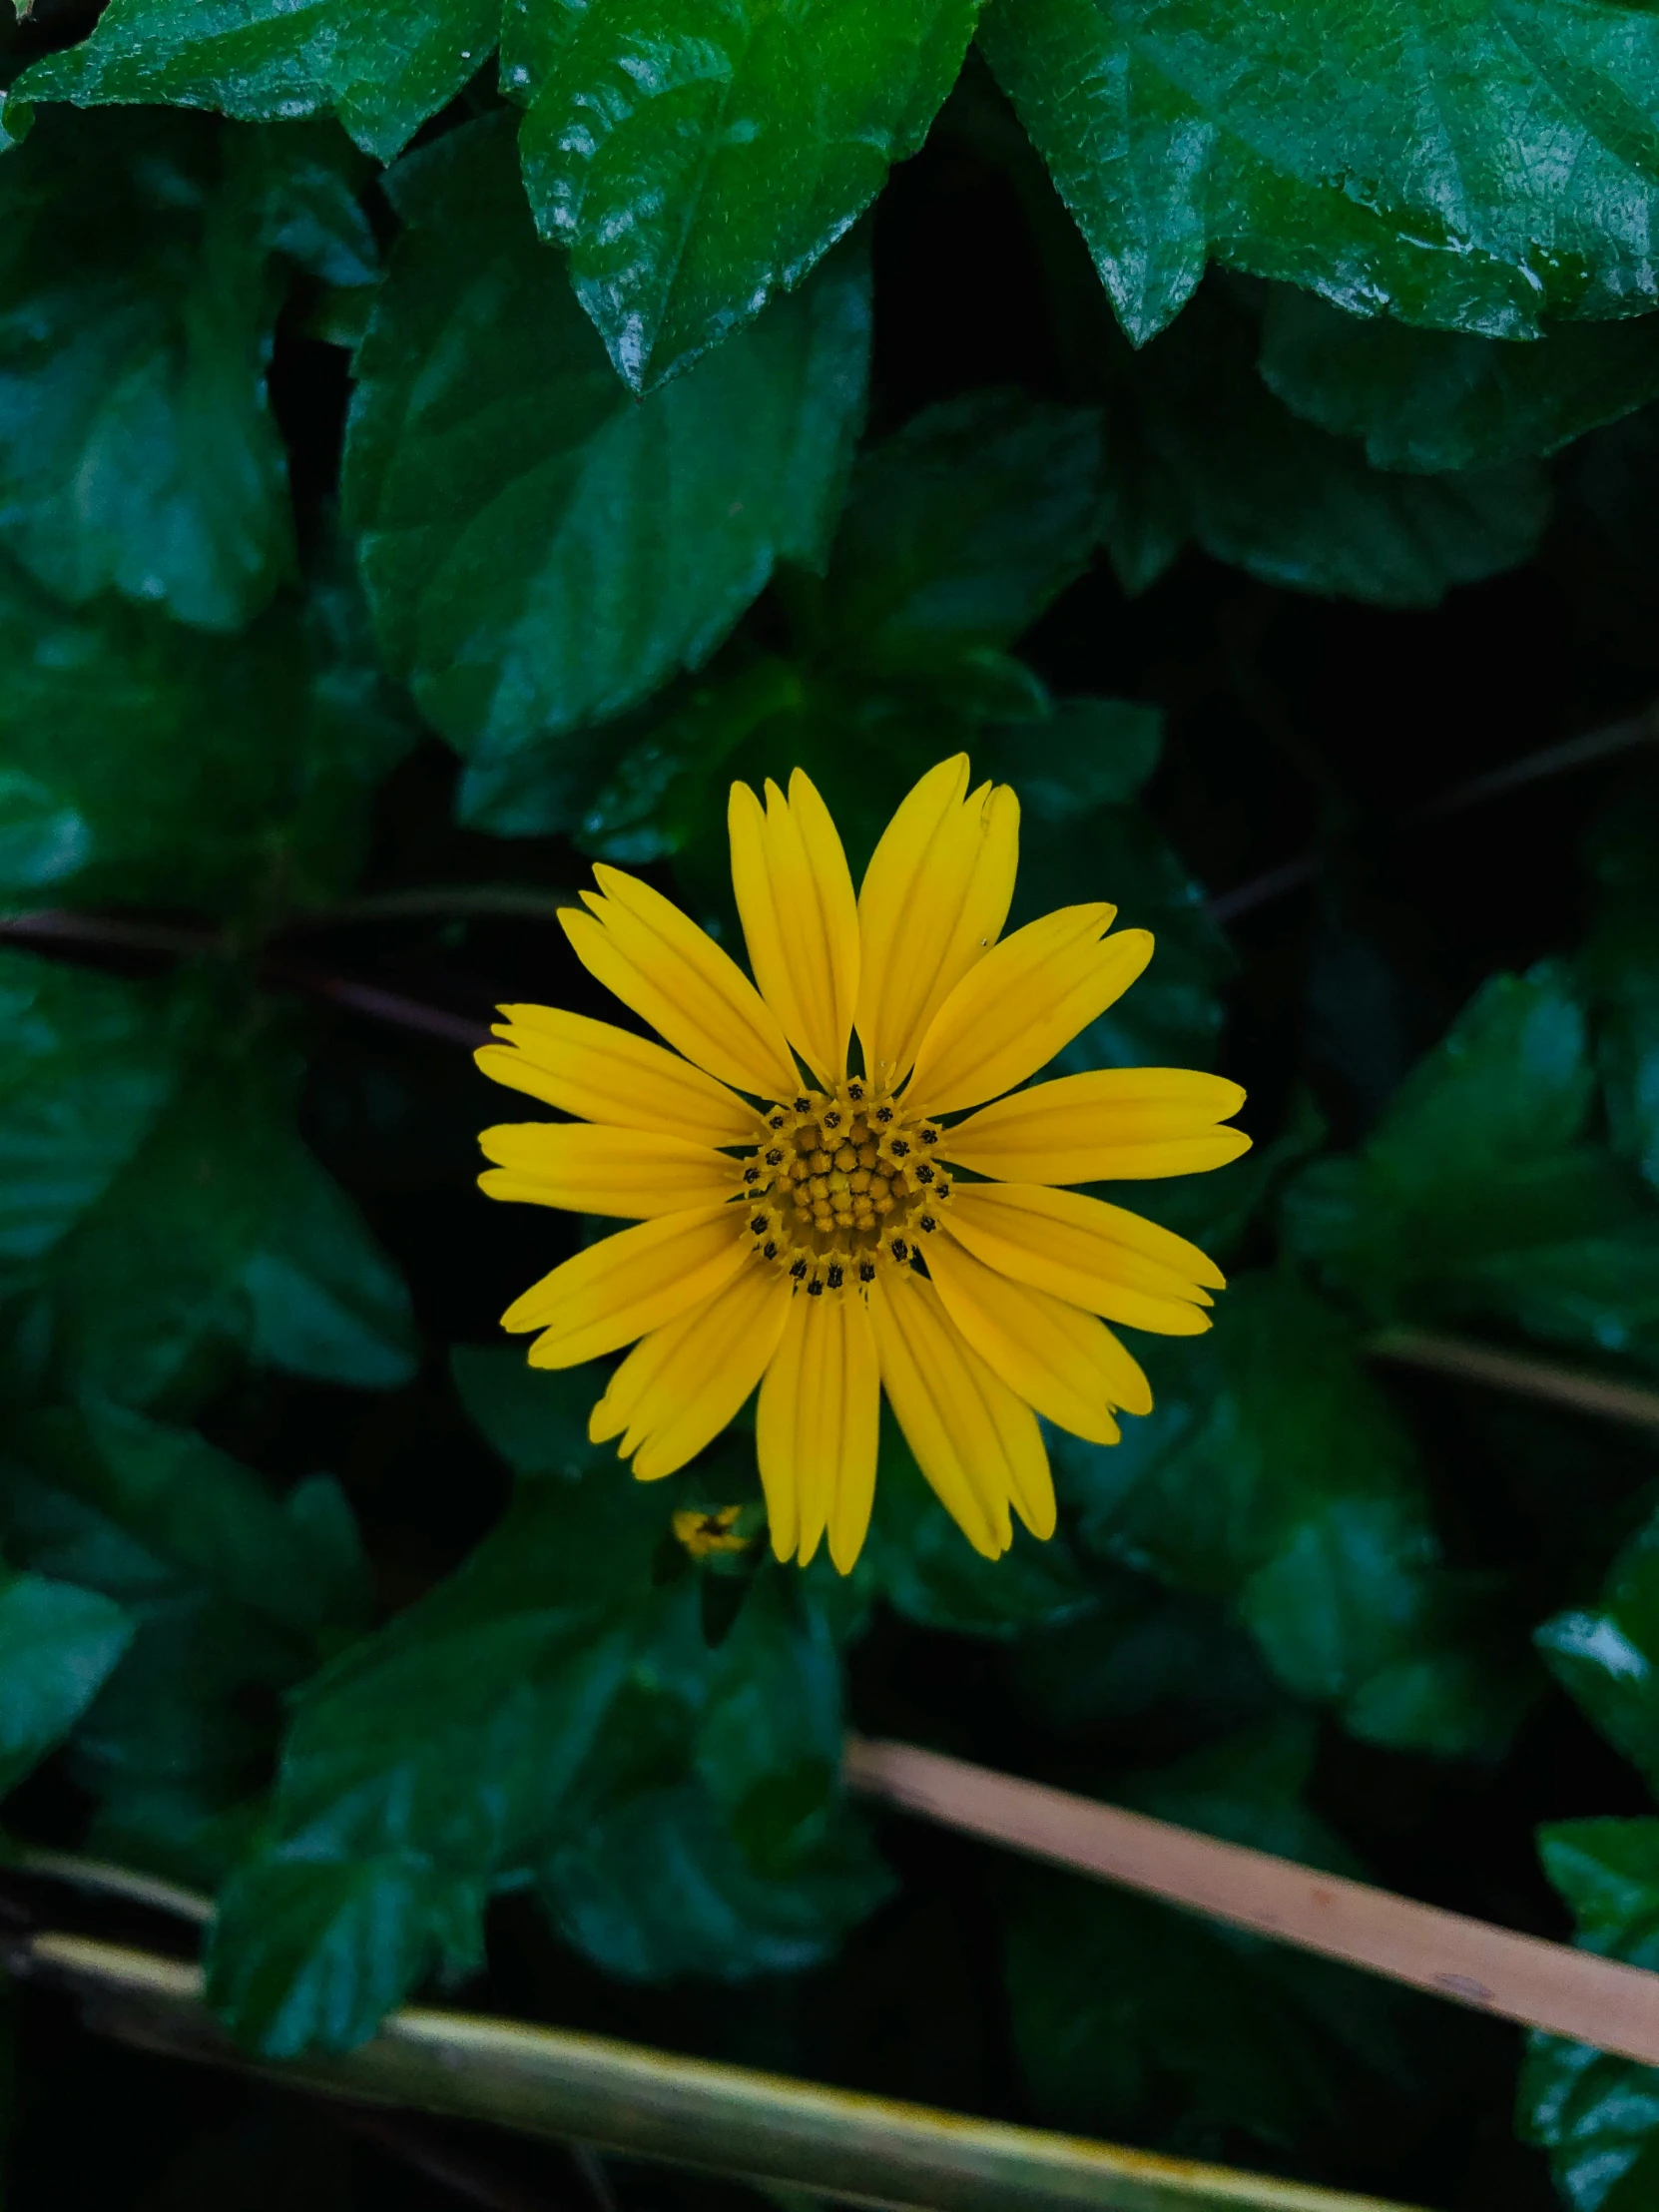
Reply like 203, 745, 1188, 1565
1205, 856, 1322, 925
0, 908, 493, 1052
11, 1931, 1421, 2212
1206, 697, 1659, 925
12, 1849, 214, 1926
1368, 1328, 1659, 1429
842, 1738, 1659, 2065
0, 908, 219, 959
1411, 703, 1659, 823
262, 958, 494, 1051
278, 887, 580, 932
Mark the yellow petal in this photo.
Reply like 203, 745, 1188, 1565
942, 1181, 1222, 1336
924, 1231, 1148, 1440
942, 1068, 1251, 1184
855, 756, 1019, 1088
868, 1269, 1054, 1555
477, 1005, 756, 1146
756, 1288, 880, 1572
907, 907, 1153, 1115
478, 1123, 742, 1219
560, 865, 798, 1099
590, 1263, 792, 1481
729, 769, 858, 1086
503, 1203, 747, 1369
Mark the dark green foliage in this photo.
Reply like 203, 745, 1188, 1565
0, 1399, 370, 1885
1095, 288, 1551, 605
1525, 1526, 1659, 2210
15, 0, 500, 164
1258, 291, 1659, 476
0, 107, 374, 630
1537, 1505, 1659, 1802
0, 1564, 132, 1799
7, 8, 1659, 2207
1583, 779, 1659, 1198
206, 1353, 886, 2052
506, 0, 980, 390
979, 0, 1659, 344
1284, 965, 1659, 1371
0, 555, 412, 914
0, 961, 416, 1411
344, 113, 870, 773
1055, 1273, 1531, 1756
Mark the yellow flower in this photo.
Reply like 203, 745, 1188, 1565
475, 756, 1249, 1575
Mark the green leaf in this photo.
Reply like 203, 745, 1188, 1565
1283, 963, 1659, 1372
1520, 1820, 1659, 2212
978, 695, 1162, 817
816, 389, 1102, 668
0, 952, 191, 1285
0, 1563, 132, 1798
344, 112, 870, 775
0, 108, 375, 630
0, 553, 414, 915
1007, 1722, 1422, 2166
0, 1400, 368, 1880
1258, 287, 1659, 475
44, 1023, 419, 1408
1582, 775, 1659, 1198
541, 1780, 886, 1980
1537, 1503, 1659, 1799
505, 0, 980, 390
7, 1400, 371, 1641
206, 1407, 884, 2053
448, 1344, 600, 1482
212, 1849, 487, 2055
979, 0, 1659, 347
0, 959, 416, 1409
1096, 288, 1549, 604
532, 391, 1111, 864
541, 1569, 889, 1979
16, 0, 498, 165
1055, 1272, 1531, 1756
1009, 1573, 1278, 1742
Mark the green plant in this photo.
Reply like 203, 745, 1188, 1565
4, 4, 1659, 2206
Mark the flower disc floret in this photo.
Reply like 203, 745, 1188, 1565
739, 1079, 946, 1290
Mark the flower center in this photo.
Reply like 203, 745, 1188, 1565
737, 1078, 950, 1294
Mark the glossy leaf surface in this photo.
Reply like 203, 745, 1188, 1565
507, 0, 980, 389
17, 0, 498, 163
344, 114, 870, 766
981, 0, 1659, 345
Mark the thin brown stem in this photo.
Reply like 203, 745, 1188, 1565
0, 908, 220, 960
0, 907, 492, 1053
1411, 704, 1659, 824
1204, 856, 1323, 925
1367, 1327, 1659, 1429
278, 887, 580, 933
1206, 698, 1659, 925
262, 958, 494, 1051
842, 1737, 1659, 2065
